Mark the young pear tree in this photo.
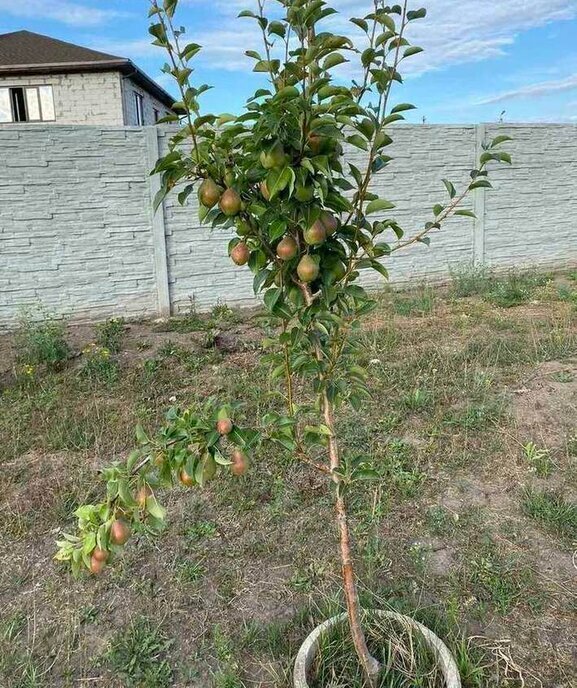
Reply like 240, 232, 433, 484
56, 0, 510, 683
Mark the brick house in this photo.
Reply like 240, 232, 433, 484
0, 30, 175, 126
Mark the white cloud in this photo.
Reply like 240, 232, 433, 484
477, 74, 577, 104
174, 0, 577, 76
88, 38, 159, 60
0, 0, 129, 27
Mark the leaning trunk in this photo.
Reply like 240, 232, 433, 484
323, 392, 382, 685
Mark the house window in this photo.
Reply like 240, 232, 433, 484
153, 108, 159, 123
11, 87, 27, 121
134, 92, 144, 125
0, 85, 55, 123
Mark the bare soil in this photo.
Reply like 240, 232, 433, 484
0, 287, 576, 687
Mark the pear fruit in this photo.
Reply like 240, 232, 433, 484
260, 180, 271, 201
219, 188, 242, 216
307, 132, 323, 155
320, 211, 338, 236
90, 553, 106, 574
179, 467, 195, 487
326, 258, 346, 283
260, 142, 286, 169
231, 242, 250, 266
92, 547, 108, 562
304, 219, 326, 245
276, 236, 298, 261
294, 184, 314, 203
110, 518, 131, 546
297, 255, 319, 282
216, 418, 233, 435
199, 179, 221, 208
231, 449, 249, 476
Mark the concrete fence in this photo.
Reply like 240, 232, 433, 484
1, 123, 576, 328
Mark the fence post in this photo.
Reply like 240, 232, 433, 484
472, 124, 487, 266
145, 126, 171, 317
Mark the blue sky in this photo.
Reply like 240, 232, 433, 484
1, 0, 576, 123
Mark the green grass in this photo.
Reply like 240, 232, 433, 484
15, 310, 70, 367
521, 441, 553, 478
159, 301, 242, 334
521, 488, 577, 542
104, 617, 174, 687
465, 540, 539, 616
309, 613, 442, 688
443, 400, 503, 431
450, 265, 551, 307
391, 287, 435, 317
426, 506, 461, 537
177, 557, 205, 583
79, 343, 119, 385
95, 317, 126, 353
450, 265, 493, 298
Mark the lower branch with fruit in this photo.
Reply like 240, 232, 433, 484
55, 400, 258, 576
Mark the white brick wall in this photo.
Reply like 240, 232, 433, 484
0, 72, 125, 125
0, 125, 157, 325
0, 123, 576, 328
121, 76, 170, 126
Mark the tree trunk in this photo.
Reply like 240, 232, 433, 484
298, 282, 381, 684
323, 392, 382, 685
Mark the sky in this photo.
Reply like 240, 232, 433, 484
1, 0, 577, 123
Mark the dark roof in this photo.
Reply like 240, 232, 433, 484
0, 30, 175, 109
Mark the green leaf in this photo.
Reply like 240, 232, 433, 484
349, 164, 363, 186
469, 179, 492, 190
264, 287, 282, 312
269, 219, 287, 242
371, 260, 389, 279
455, 209, 477, 218
383, 113, 404, 125
268, 20, 286, 37
213, 445, 232, 466
267, 167, 295, 198
135, 424, 148, 445
390, 102, 416, 114
146, 495, 167, 521
350, 17, 368, 32
253, 60, 280, 73
273, 435, 297, 451
490, 135, 512, 147
403, 45, 423, 57
442, 179, 456, 198
275, 85, 300, 100
322, 53, 348, 70
346, 134, 368, 150
180, 42, 201, 61
118, 479, 137, 508
365, 198, 395, 215
379, 14, 396, 32
407, 8, 427, 20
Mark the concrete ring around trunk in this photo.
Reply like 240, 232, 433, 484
293, 610, 461, 688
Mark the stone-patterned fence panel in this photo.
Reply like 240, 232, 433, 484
1, 123, 576, 328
